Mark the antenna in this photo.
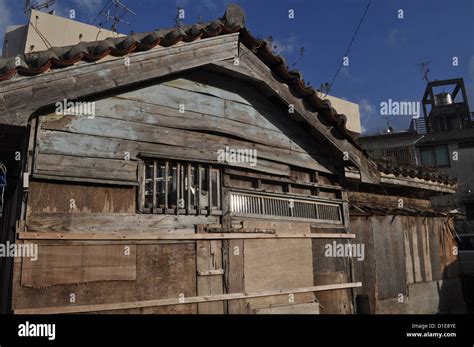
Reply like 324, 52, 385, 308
24, 0, 56, 17
98, 0, 136, 33
416, 58, 432, 82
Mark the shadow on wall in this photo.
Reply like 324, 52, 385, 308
437, 261, 468, 314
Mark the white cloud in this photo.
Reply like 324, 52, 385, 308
202, 0, 218, 10
0, 0, 13, 56
385, 28, 406, 47
358, 98, 375, 116
266, 34, 299, 55
72, 0, 104, 15
358, 98, 376, 133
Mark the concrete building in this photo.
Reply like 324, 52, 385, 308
2, 9, 123, 58
359, 79, 474, 221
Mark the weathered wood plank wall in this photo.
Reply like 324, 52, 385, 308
351, 215, 465, 314
34, 70, 337, 183
13, 68, 346, 314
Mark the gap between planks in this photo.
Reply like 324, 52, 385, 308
14, 282, 362, 314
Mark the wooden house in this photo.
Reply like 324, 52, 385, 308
0, 5, 464, 314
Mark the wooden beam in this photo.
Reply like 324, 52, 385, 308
14, 282, 362, 314
197, 269, 225, 276
18, 231, 356, 240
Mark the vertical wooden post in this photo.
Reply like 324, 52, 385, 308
196, 225, 224, 314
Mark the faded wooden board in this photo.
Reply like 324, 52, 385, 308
411, 219, 423, 283
416, 218, 427, 283
443, 219, 461, 279
21, 244, 136, 287
40, 126, 331, 174
244, 238, 315, 310
39, 115, 291, 176
35, 153, 137, 182
256, 302, 319, 314
350, 217, 376, 314
26, 181, 136, 215
196, 226, 224, 314
372, 216, 406, 299
314, 272, 352, 314
223, 239, 246, 314
26, 212, 218, 233
421, 219, 433, 282
403, 222, 415, 284
429, 218, 442, 281
14, 243, 198, 313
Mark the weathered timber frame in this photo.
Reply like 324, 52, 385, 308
138, 158, 222, 216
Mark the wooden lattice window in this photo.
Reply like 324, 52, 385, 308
140, 159, 221, 214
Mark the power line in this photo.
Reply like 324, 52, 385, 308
328, 0, 372, 92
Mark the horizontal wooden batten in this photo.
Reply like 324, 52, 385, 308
14, 282, 362, 314
26, 213, 219, 233
34, 153, 138, 182
32, 174, 139, 186
18, 231, 356, 240
197, 269, 224, 276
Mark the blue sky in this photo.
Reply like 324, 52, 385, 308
0, 0, 473, 134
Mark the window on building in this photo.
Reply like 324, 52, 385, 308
140, 159, 221, 214
419, 145, 450, 167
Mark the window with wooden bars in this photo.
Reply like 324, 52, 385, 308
140, 159, 221, 214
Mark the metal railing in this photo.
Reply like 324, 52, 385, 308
414, 113, 474, 134
229, 191, 343, 223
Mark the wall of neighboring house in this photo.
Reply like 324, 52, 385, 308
350, 192, 466, 314
417, 140, 474, 214
12, 68, 348, 314
2, 10, 123, 58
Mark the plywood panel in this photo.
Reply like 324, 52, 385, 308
244, 238, 314, 310
14, 243, 198, 313
314, 272, 352, 314
26, 181, 136, 215
21, 244, 136, 287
